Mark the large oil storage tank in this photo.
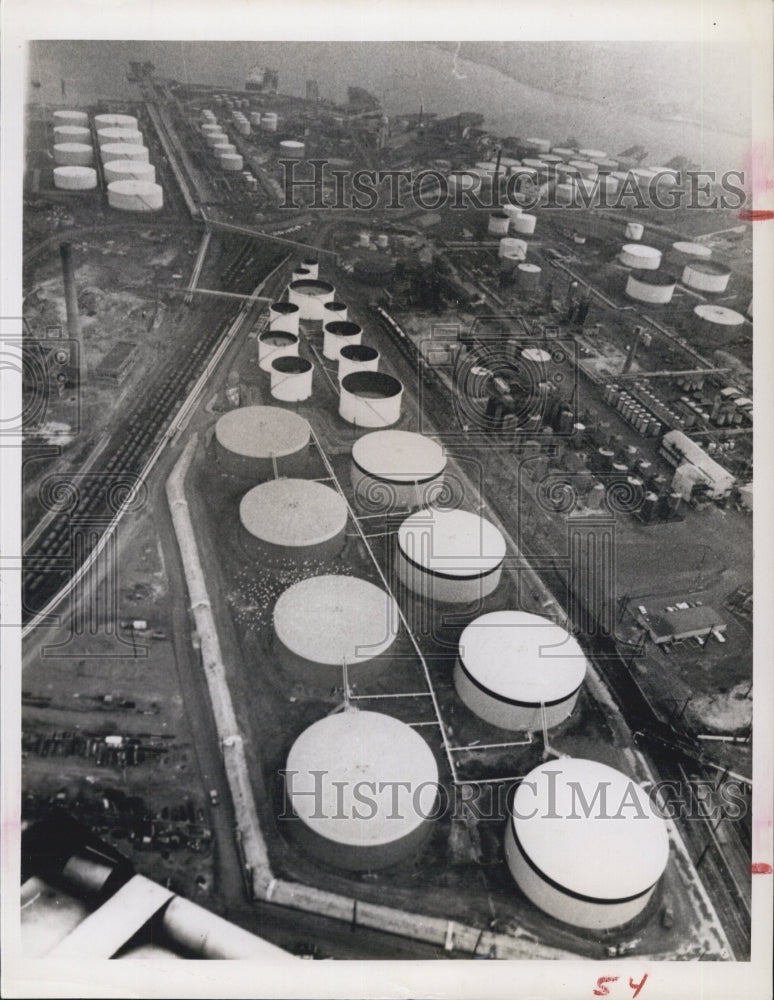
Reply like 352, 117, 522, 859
301, 257, 319, 279
270, 356, 313, 402
339, 371, 403, 428
257, 329, 299, 372
517, 263, 541, 293
53, 125, 91, 143
96, 127, 144, 146
279, 140, 305, 159
351, 430, 446, 513
625, 269, 677, 304
107, 180, 163, 212
454, 611, 587, 731
268, 301, 300, 336
624, 221, 644, 241
273, 575, 399, 687
220, 153, 244, 172
214, 405, 311, 479
692, 305, 746, 349
323, 300, 348, 324
53, 143, 94, 166
397, 507, 506, 604
682, 260, 731, 294
488, 211, 511, 236
669, 241, 711, 267
619, 244, 661, 270
498, 237, 527, 259
103, 160, 156, 184
338, 344, 380, 380
53, 109, 89, 126
504, 759, 669, 930
284, 709, 438, 870
512, 213, 537, 235
262, 112, 278, 132
53, 166, 98, 191
94, 113, 138, 130
239, 478, 347, 563
288, 279, 336, 320
100, 142, 149, 163
323, 320, 363, 361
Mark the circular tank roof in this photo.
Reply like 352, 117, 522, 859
684, 260, 731, 276
512, 759, 669, 900
288, 279, 335, 295
398, 508, 506, 576
240, 479, 347, 548
672, 241, 712, 258
324, 320, 361, 337
215, 405, 311, 459
621, 243, 660, 258
458, 611, 586, 703
694, 305, 745, 326
274, 575, 398, 665
270, 302, 300, 315
341, 344, 378, 362
352, 430, 446, 483
628, 269, 677, 286
522, 348, 552, 363
286, 709, 438, 846
518, 263, 541, 274
341, 371, 402, 399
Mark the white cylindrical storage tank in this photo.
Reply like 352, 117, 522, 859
454, 611, 587, 731
376, 234, 389, 249
270, 356, 313, 402
550, 147, 576, 160
517, 263, 541, 293
619, 244, 661, 270
257, 329, 299, 372
279, 140, 305, 159
670, 241, 711, 267
301, 257, 319, 279
94, 113, 138, 130
521, 347, 552, 366
284, 709, 438, 869
625, 269, 676, 305
291, 267, 313, 283
273, 576, 399, 687
502, 203, 522, 219
692, 305, 746, 350
240, 478, 346, 563
624, 221, 644, 241
500, 250, 524, 273
505, 759, 669, 930
568, 160, 599, 180
53, 110, 89, 127
52, 166, 98, 191
249, 112, 262, 127
107, 180, 163, 212
52, 125, 90, 144
262, 112, 278, 132
53, 143, 93, 166
100, 142, 149, 163
205, 131, 228, 147
287, 279, 336, 321
268, 301, 300, 336
512, 213, 537, 235
523, 137, 551, 155
498, 237, 527, 259
201, 122, 223, 134
488, 211, 511, 236
323, 300, 348, 323
397, 507, 506, 604
323, 320, 363, 361
338, 344, 380, 380
103, 159, 156, 184
220, 153, 244, 172
96, 127, 143, 147
351, 430, 446, 513
214, 405, 311, 479
212, 142, 237, 158
339, 371, 403, 428
236, 121, 251, 136
682, 260, 731, 294
578, 148, 607, 160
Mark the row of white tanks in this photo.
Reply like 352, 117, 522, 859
52, 109, 163, 210
619, 236, 735, 313
212, 402, 669, 925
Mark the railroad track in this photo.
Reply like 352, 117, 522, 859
22, 237, 285, 625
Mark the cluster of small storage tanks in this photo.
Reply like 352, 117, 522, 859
211, 261, 671, 925
52, 108, 164, 211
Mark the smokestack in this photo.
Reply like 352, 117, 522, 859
623, 326, 643, 374
59, 242, 82, 345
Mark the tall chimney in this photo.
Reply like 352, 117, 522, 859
622, 325, 643, 374
59, 242, 82, 345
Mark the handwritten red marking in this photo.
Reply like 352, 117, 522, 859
629, 974, 648, 998
751, 862, 773, 874
738, 209, 774, 222
593, 977, 619, 997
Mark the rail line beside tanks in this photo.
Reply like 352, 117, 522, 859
21, 245, 290, 638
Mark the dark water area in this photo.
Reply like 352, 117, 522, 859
29, 40, 751, 172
